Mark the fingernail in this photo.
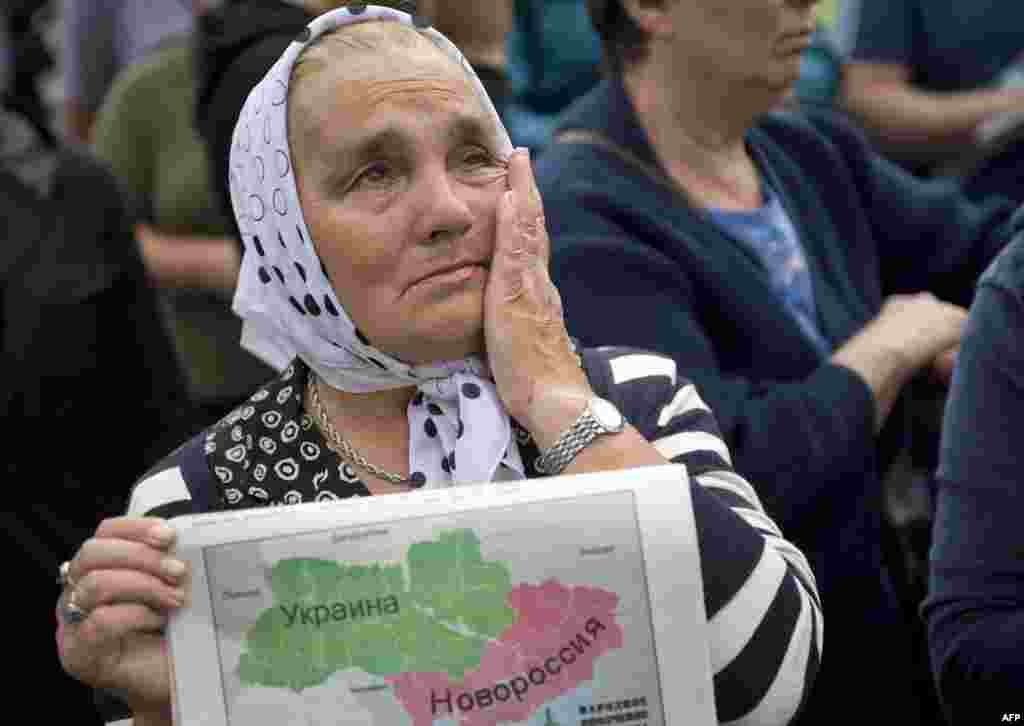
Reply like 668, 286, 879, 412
518, 146, 531, 160
161, 558, 187, 580
149, 523, 176, 547
169, 588, 188, 607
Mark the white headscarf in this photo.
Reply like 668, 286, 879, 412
228, 4, 524, 488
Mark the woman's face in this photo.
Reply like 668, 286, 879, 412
292, 44, 508, 365
665, 0, 819, 93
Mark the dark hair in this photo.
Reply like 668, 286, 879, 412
586, 0, 663, 73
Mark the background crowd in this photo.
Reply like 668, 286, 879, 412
3, 1, 1023, 724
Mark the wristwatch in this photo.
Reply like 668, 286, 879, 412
535, 396, 626, 475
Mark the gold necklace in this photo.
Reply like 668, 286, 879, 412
307, 372, 410, 485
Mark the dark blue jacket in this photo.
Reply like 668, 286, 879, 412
534, 76, 1021, 724
925, 227, 1024, 723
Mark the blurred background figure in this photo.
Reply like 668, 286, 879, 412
90, 0, 275, 427
534, 0, 1023, 722
421, 0, 513, 120
0, 11, 10, 101
505, 0, 602, 150
789, 19, 844, 110
62, 0, 193, 144
924, 228, 1024, 725
2, 10, 195, 723
837, 0, 1024, 185
502, 0, 844, 152
2, 0, 57, 144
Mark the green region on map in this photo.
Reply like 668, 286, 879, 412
237, 529, 515, 692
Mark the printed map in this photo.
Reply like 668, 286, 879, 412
203, 491, 663, 725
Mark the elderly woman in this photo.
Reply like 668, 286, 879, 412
55, 7, 820, 726
533, 1, 1024, 724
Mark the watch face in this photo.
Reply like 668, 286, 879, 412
591, 398, 624, 431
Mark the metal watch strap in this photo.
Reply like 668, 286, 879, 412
535, 408, 604, 476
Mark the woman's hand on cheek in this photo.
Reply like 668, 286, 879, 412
484, 150, 593, 450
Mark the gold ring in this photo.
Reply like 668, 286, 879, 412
57, 560, 77, 589
60, 590, 88, 627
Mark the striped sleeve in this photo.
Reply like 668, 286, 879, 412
99, 432, 218, 724
125, 430, 217, 518
587, 347, 822, 725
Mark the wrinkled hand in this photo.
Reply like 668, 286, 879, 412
57, 517, 187, 719
484, 150, 591, 447
871, 293, 968, 372
929, 346, 959, 387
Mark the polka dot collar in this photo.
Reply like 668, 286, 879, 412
208, 361, 529, 503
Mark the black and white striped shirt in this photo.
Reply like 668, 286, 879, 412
120, 348, 821, 725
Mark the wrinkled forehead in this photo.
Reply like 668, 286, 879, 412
303, 22, 471, 83
302, 79, 492, 156
288, 28, 496, 171
292, 32, 482, 120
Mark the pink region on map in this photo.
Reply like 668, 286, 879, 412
387, 579, 623, 726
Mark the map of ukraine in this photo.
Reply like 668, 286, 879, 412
237, 529, 624, 725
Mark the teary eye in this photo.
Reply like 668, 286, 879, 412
354, 162, 396, 188
459, 146, 497, 167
